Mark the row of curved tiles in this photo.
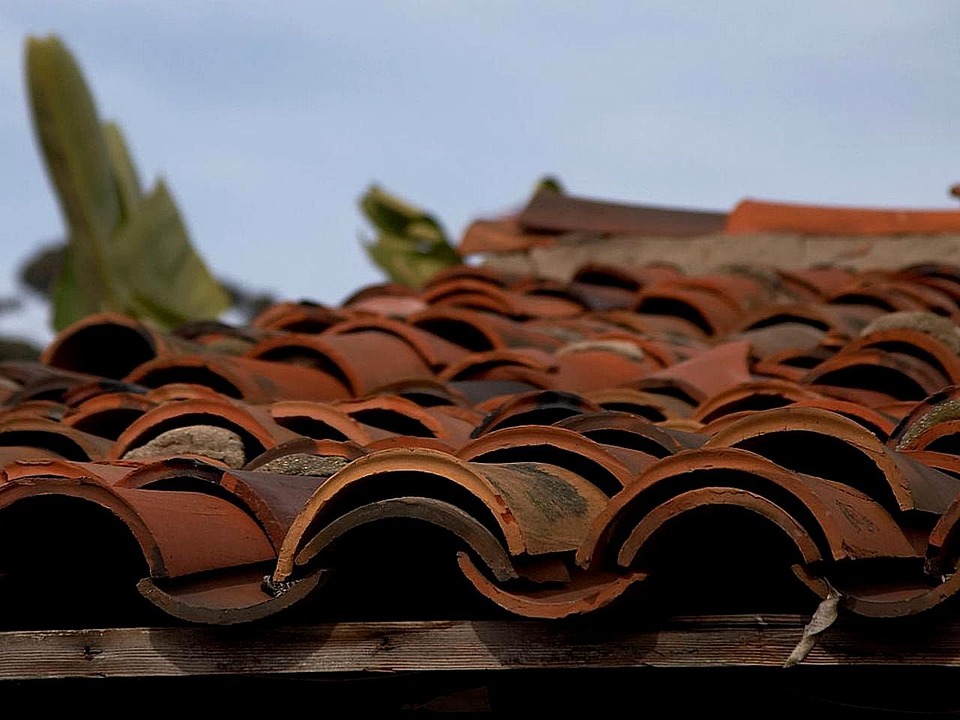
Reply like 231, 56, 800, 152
4, 260, 960, 627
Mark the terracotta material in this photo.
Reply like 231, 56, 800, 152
125, 353, 353, 404
456, 551, 646, 619
110, 397, 301, 465
576, 448, 918, 573
328, 316, 466, 371
636, 340, 755, 405
802, 348, 949, 406
271, 447, 610, 583
40, 311, 206, 380
242, 436, 367, 473
60, 391, 158, 440
635, 283, 743, 336
554, 410, 694, 457
703, 406, 960, 514
550, 339, 660, 392
250, 301, 348, 334
841, 327, 960, 385
438, 348, 558, 389
471, 389, 601, 435
0, 473, 275, 580
333, 394, 477, 447
0, 417, 113, 462
518, 189, 727, 237
457, 424, 635, 496
245, 329, 434, 398
459, 217, 558, 255
773, 267, 856, 302
269, 400, 375, 444
726, 198, 960, 236
583, 387, 696, 423
424, 277, 584, 320
692, 379, 821, 425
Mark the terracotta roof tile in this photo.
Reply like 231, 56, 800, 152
15, 187, 960, 662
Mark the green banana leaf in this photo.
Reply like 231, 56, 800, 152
26, 34, 121, 314
103, 120, 143, 222
26, 34, 230, 331
358, 184, 461, 288
111, 180, 231, 328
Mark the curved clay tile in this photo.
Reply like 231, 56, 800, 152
551, 340, 660, 393
455, 551, 646, 619
0, 417, 113, 462
333, 394, 476, 447
751, 345, 836, 384
471, 389, 601, 435
783, 396, 898, 442
243, 436, 367, 474
458, 216, 556, 255
271, 447, 610, 584
0, 364, 108, 407
427, 263, 520, 289
570, 261, 683, 293
733, 302, 864, 338
0, 472, 275, 585
775, 267, 857, 302
692, 379, 821, 426
125, 353, 352, 404
110, 397, 301, 466
269, 399, 375, 444
424, 277, 584, 320
889, 386, 960, 451
0, 399, 68, 423
582, 387, 695, 423
827, 281, 933, 316
323, 316, 466, 371
344, 294, 428, 318
726, 199, 960, 236
438, 348, 558, 390
802, 347, 949, 406
60, 391, 158, 441
409, 306, 564, 353
457, 424, 634, 496
555, 410, 696, 457
702, 406, 960, 514
250, 301, 349, 334
40, 311, 205, 380
369, 377, 474, 411
595, 308, 710, 347
171, 319, 275, 355
635, 340, 755, 406
112, 455, 230, 489
245, 330, 434, 398
846, 326, 960, 385
729, 322, 827, 361
635, 283, 743, 336
1, 457, 138, 486
340, 282, 424, 315
576, 448, 918, 575
0, 457, 317, 626
895, 419, 960, 456
293, 497, 519, 584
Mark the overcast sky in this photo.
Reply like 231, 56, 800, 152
2, 2, 960, 343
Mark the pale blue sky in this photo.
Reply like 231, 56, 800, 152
2, 2, 960, 342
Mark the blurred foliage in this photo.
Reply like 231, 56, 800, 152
358, 184, 462, 289
24, 34, 231, 332
17, 241, 274, 326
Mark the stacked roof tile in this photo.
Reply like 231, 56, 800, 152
7, 190, 960, 636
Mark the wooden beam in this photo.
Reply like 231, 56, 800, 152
0, 615, 957, 681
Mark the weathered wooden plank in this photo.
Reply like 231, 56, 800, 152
0, 616, 958, 681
